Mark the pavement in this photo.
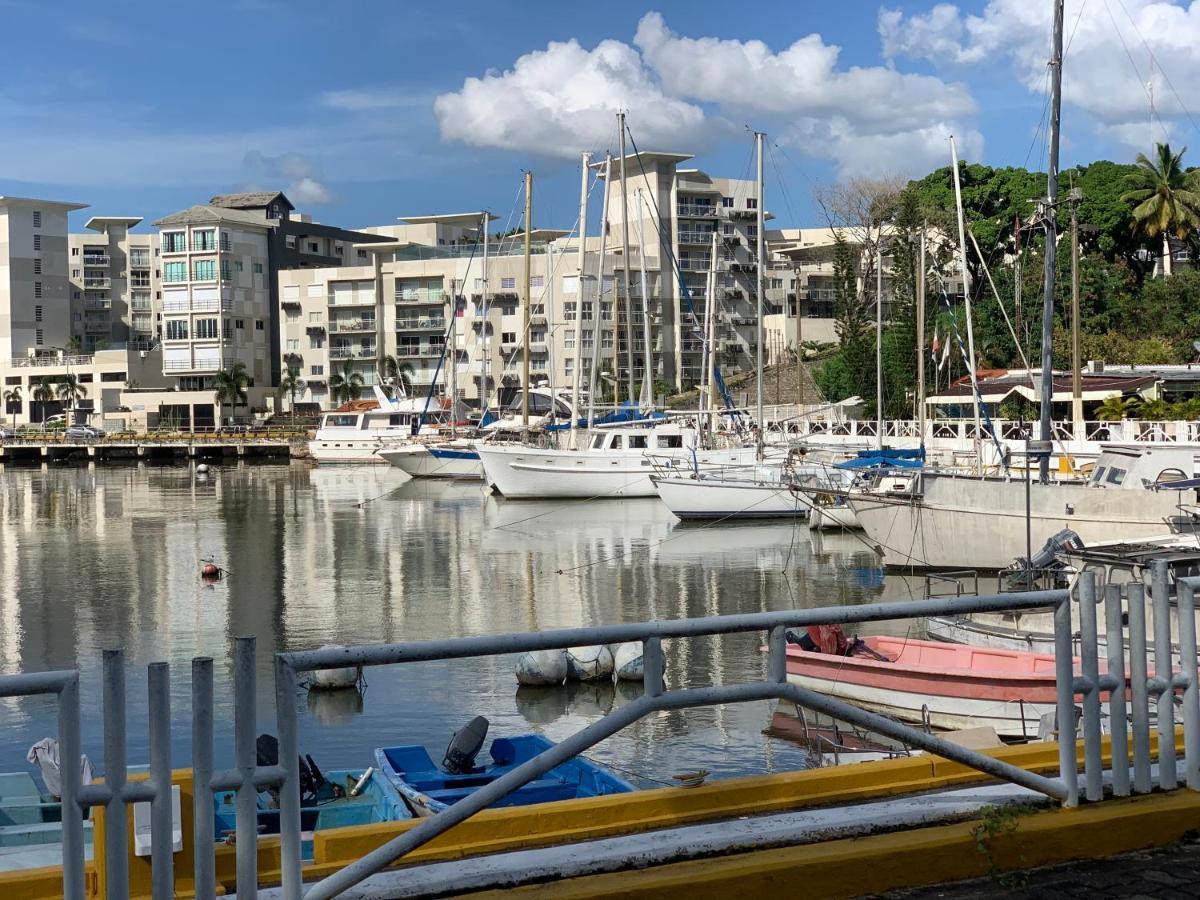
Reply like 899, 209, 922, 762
879, 830, 1200, 899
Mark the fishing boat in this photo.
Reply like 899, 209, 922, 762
375, 725, 634, 817
308, 387, 459, 464
783, 633, 1066, 738
0, 771, 93, 871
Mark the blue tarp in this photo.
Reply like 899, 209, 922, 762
835, 447, 925, 470
544, 403, 665, 432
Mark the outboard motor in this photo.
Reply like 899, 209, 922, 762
443, 716, 489, 775
1004, 529, 1082, 588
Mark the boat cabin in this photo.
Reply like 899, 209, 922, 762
1087, 445, 1193, 490
587, 426, 690, 452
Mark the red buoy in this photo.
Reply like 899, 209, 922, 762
201, 563, 220, 578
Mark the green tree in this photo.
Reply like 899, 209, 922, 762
55, 373, 86, 413
279, 367, 304, 426
1095, 395, 1139, 421
1121, 143, 1200, 277
378, 354, 415, 397
32, 376, 54, 424
212, 361, 250, 422
328, 361, 364, 408
2, 386, 20, 425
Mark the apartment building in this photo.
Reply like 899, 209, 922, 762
68, 217, 161, 352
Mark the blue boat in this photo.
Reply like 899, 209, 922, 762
375, 729, 635, 817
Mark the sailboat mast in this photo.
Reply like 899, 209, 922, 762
876, 245, 883, 452
481, 211, 490, 417
755, 131, 766, 434
522, 171, 533, 436
570, 152, 591, 446
587, 153, 613, 429
449, 278, 458, 437
618, 114, 635, 403
1038, 0, 1065, 482
703, 231, 718, 439
917, 228, 927, 442
949, 135, 982, 469
636, 188, 653, 406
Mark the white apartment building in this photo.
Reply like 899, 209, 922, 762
68, 217, 161, 352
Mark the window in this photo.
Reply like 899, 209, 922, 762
747, 225, 758, 237
530, 275, 544, 288
285, 309, 300, 322
34, 259, 41, 275
309, 242, 319, 253
746, 198, 758, 209
580, 302, 593, 321
192, 229, 215, 251
255, 319, 264, 330
657, 434, 683, 448
501, 277, 516, 290
601, 302, 613, 321
34, 282, 42, 298
286, 339, 299, 351
130, 249, 150, 267
309, 336, 324, 349
130, 271, 151, 288
220, 259, 232, 281
628, 435, 647, 449
163, 232, 186, 253
193, 259, 216, 280
311, 365, 324, 375
601, 329, 614, 349
71, 247, 79, 256
34, 305, 42, 323
1107, 467, 1126, 486
722, 197, 733, 208
33, 235, 41, 251
502, 332, 516, 344
722, 224, 734, 235
474, 278, 485, 290
235, 319, 245, 329
564, 359, 574, 375
285, 235, 297, 248
564, 329, 576, 349
163, 262, 187, 282
32, 211, 41, 227
564, 301, 577, 320
235, 260, 244, 272
72, 268, 80, 278
253, 262, 263, 274
73, 291, 80, 300
35, 329, 43, 345
166, 320, 189, 340
195, 318, 218, 339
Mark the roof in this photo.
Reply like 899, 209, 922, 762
927, 371, 1158, 405
598, 152, 693, 173
153, 205, 272, 229
399, 212, 498, 226
210, 191, 294, 211
85, 216, 142, 232
0, 196, 88, 212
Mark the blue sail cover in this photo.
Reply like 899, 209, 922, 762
834, 447, 925, 470
544, 402, 665, 432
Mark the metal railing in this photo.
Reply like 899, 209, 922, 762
14, 571, 1200, 898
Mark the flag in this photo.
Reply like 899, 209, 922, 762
931, 324, 940, 363
939, 333, 952, 371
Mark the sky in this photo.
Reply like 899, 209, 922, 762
2, 0, 1198, 235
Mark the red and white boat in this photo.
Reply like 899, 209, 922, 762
784, 636, 1067, 738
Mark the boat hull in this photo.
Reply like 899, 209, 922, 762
308, 439, 391, 464
378, 444, 483, 479
652, 475, 810, 520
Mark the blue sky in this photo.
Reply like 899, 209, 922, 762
1, 0, 1194, 234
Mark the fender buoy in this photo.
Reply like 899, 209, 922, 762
201, 563, 221, 578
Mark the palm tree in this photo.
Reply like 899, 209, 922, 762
328, 361, 364, 408
1121, 142, 1200, 277
279, 367, 305, 427
1095, 395, 1139, 422
32, 376, 56, 425
2, 386, 20, 426
212, 361, 250, 424
55, 374, 86, 419
378, 355, 415, 398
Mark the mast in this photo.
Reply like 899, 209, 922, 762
522, 170, 533, 436
875, 245, 883, 451
702, 231, 718, 440
618, 113, 635, 403
917, 228, 926, 442
587, 153, 613, 429
1038, 0, 1065, 482
950, 135, 983, 469
1070, 187, 1082, 435
755, 131, 766, 435
449, 278, 458, 437
636, 189, 653, 406
570, 152, 591, 447
481, 211, 490, 418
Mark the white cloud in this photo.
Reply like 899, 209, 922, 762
433, 36, 709, 158
879, 0, 1200, 152
431, 12, 981, 177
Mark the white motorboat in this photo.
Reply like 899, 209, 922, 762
476, 424, 758, 499
308, 388, 458, 464
652, 462, 854, 522
848, 445, 1200, 569
377, 441, 482, 480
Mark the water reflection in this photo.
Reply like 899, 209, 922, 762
0, 462, 912, 781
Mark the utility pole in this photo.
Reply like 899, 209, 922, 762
1069, 185, 1083, 434
522, 170, 533, 437
1038, 0, 1065, 483
618, 112, 635, 404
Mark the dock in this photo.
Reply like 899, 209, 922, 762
0, 437, 295, 463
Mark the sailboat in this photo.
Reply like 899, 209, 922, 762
845, 0, 1200, 569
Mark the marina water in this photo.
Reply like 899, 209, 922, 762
0, 462, 924, 785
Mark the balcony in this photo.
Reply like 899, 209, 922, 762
678, 231, 717, 245
679, 258, 711, 272
397, 345, 443, 358
529, 314, 547, 327
130, 301, 152, 312
305, 322, 326, 333
396, 317, 446, 331
188, 298, 233, 313
529, 341, 549, 353
395, 289, 444, 304
676, 204, 717, 218
83, 298, 111, 310
328, 347, 377, 360
328, 319, 377, 333
82, 255, 110, 267
83, 277, 111, 289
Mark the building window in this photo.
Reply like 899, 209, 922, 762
530, 275, 544, 288
73, 291, 80, 300
722, 224, 734, 235
34, 259, 41, 275
235, 319, 244, 329
194, 318, 218, 339
164, 262, 187, 282
286, 338, 299, 351
34, 282, 42, 299
166, 320, 189, 340
253, 262, 263, 274
722, 197, 733, 208
309, 242, 319, 253
746, 198, 758, 209
163, 232, 186, 253
220, 259, 232, 281
502, 332, 516, 344
35, 329, 43, 345
357, 249, 367, 260
747, 225, 758, 237
235, 260, 244, 272
32, 211, 41, 227
285, 235, 297, 249
34, 305, 42, 323
71, 247, 79, 256
501, 277, 516, 290
130, 271, 151, 288
192, 229, 216, 251
310, 336, 324, 349
255, 319, 264, 330
563, 329, 575, 349
130, 248, 150, 267
193, 259, 216, 281
33, 235, 41, 251
285, 308, 300, 322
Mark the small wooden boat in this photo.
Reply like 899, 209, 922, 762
784, 636, 1066, 738
375, 733, 634, 817
764, 709, 910, 766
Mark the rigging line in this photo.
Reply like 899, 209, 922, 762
766, 143, 800, 233
1100, 0, 1173, 140
1113, 0, 1200, 139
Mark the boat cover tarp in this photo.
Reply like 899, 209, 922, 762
835, 447, 925, 470
543, 402, 665, 432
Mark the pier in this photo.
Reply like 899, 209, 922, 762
0, 436, 295, 463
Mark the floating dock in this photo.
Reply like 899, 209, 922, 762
0, 439, 292, 463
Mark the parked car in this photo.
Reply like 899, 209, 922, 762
42, 414, 67, 429
65, 424, 104, 441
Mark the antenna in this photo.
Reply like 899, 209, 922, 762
1149, 54, 1155, 144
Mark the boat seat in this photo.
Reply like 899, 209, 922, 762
424, 777, 577, 807
0, 820, 67, 847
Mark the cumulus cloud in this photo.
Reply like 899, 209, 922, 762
430, 12, 981, 177
879, 0, 1200, 151
433, 36, 709, 158
243, 150, 335, 206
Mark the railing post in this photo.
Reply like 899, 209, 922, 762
192, 657, 215, 898
234, 636, 258, 897
148, 661, 173, 899
1178, 577, 1200, 790
1151, 559, 1177, 790
1053, 591, 1079, 806
1127, 583, 1153, 793
1077, 573, 1103, 801
768, 626, 787, 685
102, 649, 129, 899
275, 653, 303, 900
58, 672, 85, 900
642, 637, 664, 698
1104, 584, 1130, 797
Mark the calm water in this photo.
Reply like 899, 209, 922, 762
0, 462, 928, 786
